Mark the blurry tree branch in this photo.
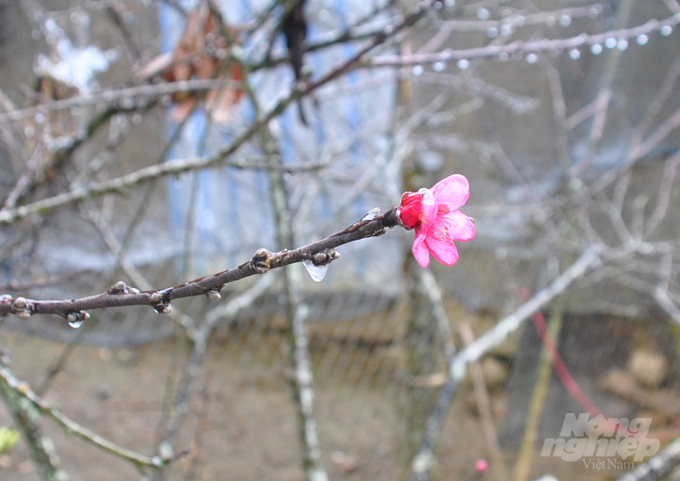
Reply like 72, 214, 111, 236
0, 363, 164, 470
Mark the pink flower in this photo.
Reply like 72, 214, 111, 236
398, 174, 475, 268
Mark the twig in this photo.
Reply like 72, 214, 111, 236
0, 364, 67, 481
0, 364, 160, 468
0, 208, 399, 320
616, 433, 680, 481
514, 301, 565, 481
372, 12, 680, 67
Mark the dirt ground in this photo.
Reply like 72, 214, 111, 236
0, 326, 634, 481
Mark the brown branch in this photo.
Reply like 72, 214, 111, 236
0, 208, 400, 321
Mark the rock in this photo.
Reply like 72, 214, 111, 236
627, 349, 668, 389
482, 357, 508, 390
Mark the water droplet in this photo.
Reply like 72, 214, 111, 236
303, 260, 329, 282
457, 59, 469, 70
498, 52, 509, 62
526, 53, 538, 64
500, 24, 513, 36
486, 26, 498, 38
587, 7, 600, 19
361, 208, 380, 221
445, 0, 456, 7
34, 112, 45, 124
617, 39, 628, 51
605, 37, 617, 49
569, 48, 581, 60
591, 44, 603, 55
412, 65, 424, 76
661, 25, 673, 37
636, 34, 649, 45
559, 15, 572, 27
68, 320, 84, 329
433, 61, 446, 72
476, 8, 490, 21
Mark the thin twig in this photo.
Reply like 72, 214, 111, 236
0, 364, 160, 468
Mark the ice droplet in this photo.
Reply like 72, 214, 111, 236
591, 44, 603, 55
605, 37, 617, 49
68, 320, 84, 329
526, 53, 538, 64
476, 8, 490, 20
433, 61, 447, 72
569, 48, 581, 60
661, 25, 673, 37
636, 34, 649, 45
558, 15, 571, 27
303, 260, 329, 282
457, 59, 470, 70
412, 65, 424, 76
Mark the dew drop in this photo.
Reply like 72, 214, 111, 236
500, 24, 513, 36
476, 8, 490, 21
558, 15, 572, 27
617, 39, 628, 51
412, 65, 424, 76
661, 25, 673, 37
68, 320, 84, 329
636, 34, 649, 45
526, 53, 538, 64
457, 59, 469, 70
569, 48, 581, 60
433, 61, 447, 72
498, 52, 509, 62
444, 0, 456, 7
303, 260, 329, 282
591, 44, 603, 55
486, 26, 498, 38
605, 37, 617, 49
587, 7, 600, 19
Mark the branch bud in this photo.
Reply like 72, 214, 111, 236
250, 248, 271, 274
11, 297, 31, 318
205, 289, 222, 301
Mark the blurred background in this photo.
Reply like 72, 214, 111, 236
1, 0, 680, 480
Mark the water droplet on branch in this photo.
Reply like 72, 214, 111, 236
303, 260, 329, 282
68, 320, 84, 329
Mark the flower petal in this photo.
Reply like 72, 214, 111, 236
437, 210, 476, 242
420, 189, 438, 226
398, 191, 423, 228
425, 234, 460, 265
432, 174, 470, 212
412, 229, 431, 268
